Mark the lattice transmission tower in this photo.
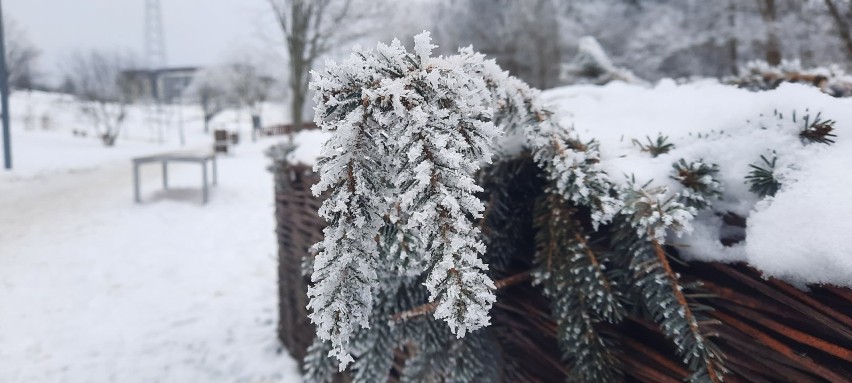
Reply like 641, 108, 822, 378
144, 0, 168, 142
144, 0, 167, 69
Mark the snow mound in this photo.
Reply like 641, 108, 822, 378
543, 80, 852, 287
287, 129, 329, 166
560, 36, 643, 85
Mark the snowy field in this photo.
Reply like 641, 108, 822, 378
0, 92, 302, 382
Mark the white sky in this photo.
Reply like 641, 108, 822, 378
5, 0, 280, 82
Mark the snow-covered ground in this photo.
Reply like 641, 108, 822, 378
0, 91, 289, 181
0, 92, 302, 382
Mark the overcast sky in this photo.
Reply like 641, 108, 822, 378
5, 0, 280, 82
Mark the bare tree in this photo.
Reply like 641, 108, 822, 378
440, 0, 565, 89
268, 0, 373, 139
224, 60, 276, 141
422, 0, 849, 81
824, 0, 852, 63
63, 50, 139, 146
183, 67, 232, 133
755, 0, 782, 65
727, 0, 740, 75
5, 19, 40, 90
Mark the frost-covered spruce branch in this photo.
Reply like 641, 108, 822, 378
522, 98, 621, 228
671, 159, 723, 210
746, 153, 781, 198
477, 51, 726, 380
401, 325, 501, 383
475, 61, 631, 380
460, 49, 622, 226
392, 272, 531, 323
395, 34, 500, 338
474, 52, 631, 381
532, 191, 625, 382
616, 184, 726, 383
304, 273, 428, 383
308, 38, 412, 368
308, 32, 500, 368
308, 31, 730, 381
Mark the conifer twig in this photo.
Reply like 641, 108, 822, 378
392, 271, 532, 322
650, 237, 723, 383
575, 233, 616, 295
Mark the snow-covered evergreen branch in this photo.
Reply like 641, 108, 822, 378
394, 38, 501, 338
308, 32, 500, 369
532, 192, 625, 382
671, 159, 723, 210
307, 31, 730, 381
616, 185, 725, 383
520, 92, 621, 228
308, 35, 443, 367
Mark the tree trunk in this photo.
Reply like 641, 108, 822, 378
756, 0, 782, 66
728, 0, 739, 75
251, 113, 261, 142
102, 132, 117, 147
285, 0, 308, 144
766, 34, 781, 66
290, 91, 303, 143
288, 37, 307, 143
824, 0, 852, 63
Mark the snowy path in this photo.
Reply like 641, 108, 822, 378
0, 139, 301, 383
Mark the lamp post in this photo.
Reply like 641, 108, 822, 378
0, 0, 11, 170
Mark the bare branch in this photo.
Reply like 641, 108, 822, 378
62, 50, 138, 146
4, 18, 41, 90
824, 0, 852, 62
392, 271, 532, 322
267, 0, 381, 138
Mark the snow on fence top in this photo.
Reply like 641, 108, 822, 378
286, 129, 329, 166
295, 78, 852, 288
543, 80, 852, 287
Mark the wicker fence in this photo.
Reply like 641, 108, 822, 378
263, 122, 319, 137
272, 158, 852, 382
273, 162, 323, 363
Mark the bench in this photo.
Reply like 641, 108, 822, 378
132, 152, 218, 204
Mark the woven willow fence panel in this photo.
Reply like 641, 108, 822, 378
272, 157, 852, 382
274, 163, 323, 363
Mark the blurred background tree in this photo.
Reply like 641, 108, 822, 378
4, 18, 41, 91
61, 50, 140, 146
384, 0, 852, 87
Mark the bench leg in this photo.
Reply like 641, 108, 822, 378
162, 161, 168, 189
133, 163, 141, 203
212, 156, 218, 186
202, 161, 209, 205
